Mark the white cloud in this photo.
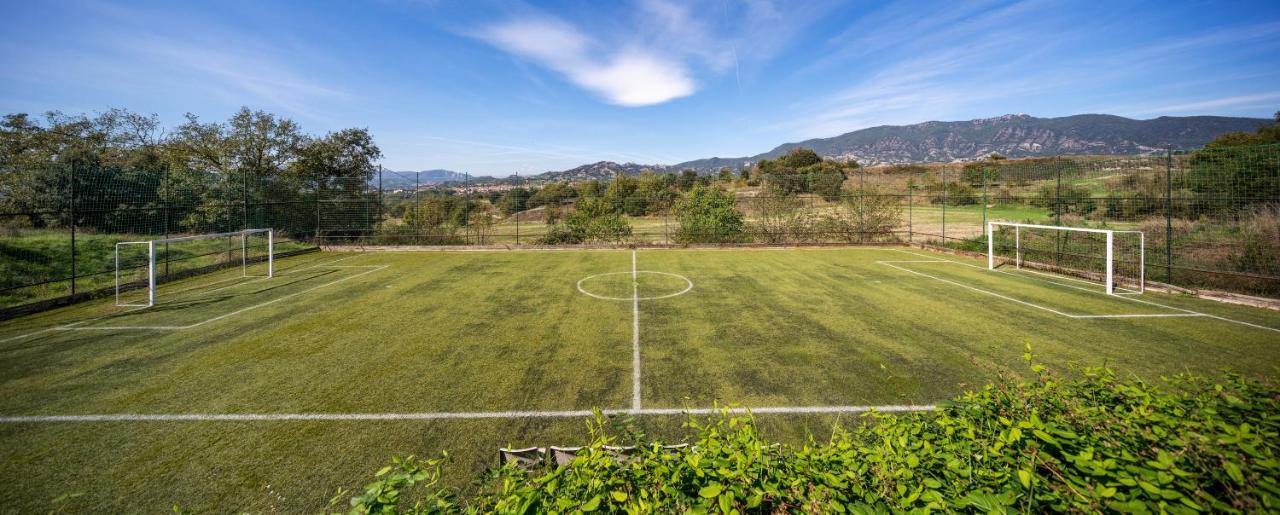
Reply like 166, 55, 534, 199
478, 18, 694, 107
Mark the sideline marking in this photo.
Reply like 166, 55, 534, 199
889, 249, 1279, 332
0, 404, 937, 423
632, 250, 641, 411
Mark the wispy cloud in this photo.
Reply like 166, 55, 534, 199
785, 1, 1280, 138
477, 17, 695, 107
472, 1, 836, 107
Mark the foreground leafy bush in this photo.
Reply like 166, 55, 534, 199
337, 358, 1279, 513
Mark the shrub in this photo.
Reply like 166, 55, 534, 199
673, 186, 744, 244
336, 357, 1279, 513
536, 198, 632, 244
821, 186, 903, 242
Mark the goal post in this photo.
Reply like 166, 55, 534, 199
115, 229, 274, 307
987, 222, 1144, 295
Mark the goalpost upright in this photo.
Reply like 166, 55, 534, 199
115, 228, 274, 307
988, 221, 1143, 295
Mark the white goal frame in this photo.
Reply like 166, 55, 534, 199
987, 222, 1143, 295
115, 229, 274, 307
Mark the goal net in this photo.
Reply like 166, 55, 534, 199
987, 222, 1144, 295
115, 229, 274, 307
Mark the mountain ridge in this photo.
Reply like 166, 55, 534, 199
672, 113, 1270, 171
404, 113, 1271, 185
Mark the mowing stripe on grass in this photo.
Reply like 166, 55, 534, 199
0, 404, 937, 423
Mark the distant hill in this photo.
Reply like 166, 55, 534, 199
533, 161, 672, 182
406, 113, 1271, 186
672, 113, 1271, 171
377, 169, 495, 189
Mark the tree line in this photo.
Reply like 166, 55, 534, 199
0, 107, 381, 237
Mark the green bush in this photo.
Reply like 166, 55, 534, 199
673, 186, 744, 244
335, 357, 1279, 513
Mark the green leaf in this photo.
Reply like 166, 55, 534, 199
374, 466, 392, 477
1223, 462, 1244, 483
611, 490, 628, 502
1017, 469, 1032, 489
581, 495, 602, 512
700, 483, 724, 498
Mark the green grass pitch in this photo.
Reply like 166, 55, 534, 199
1, 247, 1277, 511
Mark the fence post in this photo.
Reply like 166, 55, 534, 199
378, 165, 384, 235
69, 164, 77, 297
852, 169, 861, 244
1055, 156, 1063, 265
981, 164, 989, 244
941, 166, 947, 244
907, 178, 913, 244
1165, 148, 1173, 284
515, 174, 520, 245
314, 184, 321, 244
163, 166, 171, 277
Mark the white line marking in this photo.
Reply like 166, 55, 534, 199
895, 249, 1280, 332
632, 250, 641, 412
0, 405, 937, 423
878, 261, 1078, 317
54, 265, 388, 331
576, 271, 693, 301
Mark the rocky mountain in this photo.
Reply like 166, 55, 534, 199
533, 161, 672, 182
673, 114, 1271, 171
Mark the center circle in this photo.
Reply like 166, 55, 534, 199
577, 271, 694, 301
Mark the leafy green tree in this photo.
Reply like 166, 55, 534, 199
676, 169, 700, 191
497, 188, 531, 215
717, 167, 733, 182
1182, 117, 1280, 210
780, 147, 821, 168
674, 186, 744, 243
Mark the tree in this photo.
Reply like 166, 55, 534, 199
497, 187, 531, 215
1183, 116, 1280, 210
677, 169, 700, 191
780, 147, 821, 168
674, 186, 744, 243
717, 167, 733, 182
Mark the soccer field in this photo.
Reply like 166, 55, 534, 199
1, 246, 1277, 511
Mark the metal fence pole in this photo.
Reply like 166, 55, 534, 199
857, 169, 865, 244
378, 165, 384, 234
515, 175, 520, 245
69, 164, 77, 297
941, 167, 947, 244
908, 178, 913, 243
1165, 148, 1174, 284
163, 166, 171, 277
981, 165, 989, 244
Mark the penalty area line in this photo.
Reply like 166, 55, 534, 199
892, 249, 1280, 333
0, 404, 938, 423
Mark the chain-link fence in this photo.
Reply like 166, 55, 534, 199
3, 145, 1278, 312
0, 165, 325, 313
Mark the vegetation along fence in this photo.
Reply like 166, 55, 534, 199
2, 144, 1277, 311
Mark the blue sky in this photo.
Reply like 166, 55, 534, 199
2, 0, 1279, 174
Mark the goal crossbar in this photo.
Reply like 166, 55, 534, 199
115, 229, 274, 307
987, 222, 1144, 295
